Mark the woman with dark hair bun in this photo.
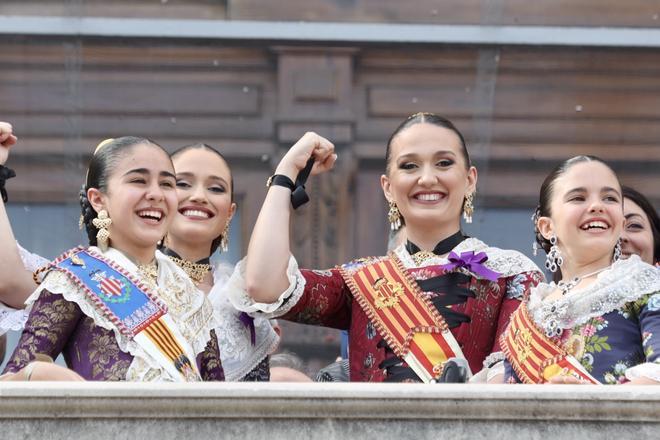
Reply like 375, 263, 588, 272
161, 143, 278, 381
227, 112, 543, 383
2, 136, 224, 381
621, 186, 660, 265
500, 156, 660, 385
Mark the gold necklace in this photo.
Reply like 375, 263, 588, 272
137, 260, 159, 287
167, 255, 211, 285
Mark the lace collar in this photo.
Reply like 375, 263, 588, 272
528, 255, 660, 332
394, 237, 542, 278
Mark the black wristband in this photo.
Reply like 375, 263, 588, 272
266, 157, 316, 210
266, 174, 295, 191
0, 165, 16, 203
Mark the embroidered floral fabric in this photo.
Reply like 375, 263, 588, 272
504, 256, 660, 384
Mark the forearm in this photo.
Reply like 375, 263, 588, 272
245, 131, 336, 303
0, 198, 38, 308
245, 169, 297, 303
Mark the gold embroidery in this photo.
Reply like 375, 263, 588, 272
373, 277, 404, 309
85, 319, 130, 380
513, 327, 533, 363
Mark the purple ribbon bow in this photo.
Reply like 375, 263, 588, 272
238, 312, 256, 346
439, 251, 500, 282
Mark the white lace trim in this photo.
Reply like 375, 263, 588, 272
528, 255, 660, 331
482, 351, 506, 369
0, 303, 28, 335
625, 362, 660, 383
16, 243, 49, 272
27, 247, 216, 382
208, 262, 279, 381
394, 238, 542, 279
225, 255, 306, 319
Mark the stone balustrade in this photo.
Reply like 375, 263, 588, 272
0, 383, 658, 439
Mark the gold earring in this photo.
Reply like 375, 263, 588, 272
92, 209, 112, 251
220, 221, 230, 253
463, 193, 475, 224
387, 201, 402, 231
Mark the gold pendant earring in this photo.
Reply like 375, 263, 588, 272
92, 209, 112, 251
387, 201, 402, 231
463, 193, 475, 224
220, 221, 230, 253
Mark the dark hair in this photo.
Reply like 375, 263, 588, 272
171, 143, 234, 254
533, 155, 621, 254
385, 112, 470, 175
622, 185, 660, 264
79, 137, 169, 246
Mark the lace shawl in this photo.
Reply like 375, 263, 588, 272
209, 262, 279, 381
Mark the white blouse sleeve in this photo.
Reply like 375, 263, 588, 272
225, 255, 306, 319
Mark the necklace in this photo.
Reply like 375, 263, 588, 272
137, 260, 159, 287
161, 247, 211, 285
557, 265, 610, 296
167, 256, 211, 285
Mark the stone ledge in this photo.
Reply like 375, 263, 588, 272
1, 383, 659, 440
1, 383, 659, 420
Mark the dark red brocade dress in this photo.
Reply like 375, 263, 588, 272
228, 235, 543, 382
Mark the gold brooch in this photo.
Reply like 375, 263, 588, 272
412, 251, 436, 266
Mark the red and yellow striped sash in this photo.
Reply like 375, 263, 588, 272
142, 317, 198, 380
341, 254, 465, 382
501, 303, 600, 384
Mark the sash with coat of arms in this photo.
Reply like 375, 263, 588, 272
340, 253, 468, 383
48, 247, 201, 381
501, 302, 600, 384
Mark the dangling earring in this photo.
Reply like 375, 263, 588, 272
220, 221, 231, 253
92, 209, 112, 252
387, 201, 401, 231
613, 238, 622, 262
532, 241, 539, 257
463, 192, 474, 224
545, 235, 563, 273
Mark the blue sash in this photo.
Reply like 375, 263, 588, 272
50, 247, 200, 381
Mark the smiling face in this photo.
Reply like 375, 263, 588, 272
381, 122, 476, 237
87, 143, 177, 257
621, 197, 655, 264
168, 147, 236, 255
537, 161, 624, 266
